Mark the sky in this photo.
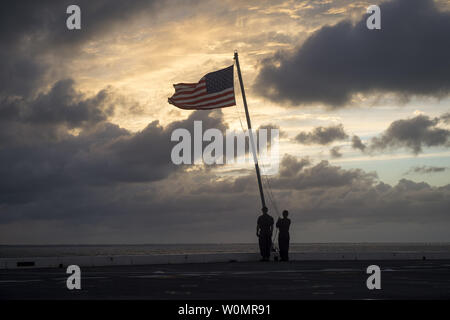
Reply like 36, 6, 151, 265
0, 0, 449, 244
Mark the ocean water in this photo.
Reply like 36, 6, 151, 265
1, 243, 450, 258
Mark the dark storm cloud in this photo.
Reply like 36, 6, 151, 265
351, 135, 367, 151
110, 154, 449, 238
265, 155, 378, 192
0, 77, 227, 205
0, 51, 46, 97
258, 123, 287, 138
153, 154, 450, 229
350, 113, 450, 154
0, 79, 115, 148
0, 0, 159, 49
368, 114, 450, 154
0, 79, 113, 128
440, 112, 450, 124
0, 0, 161, 97
0, 0, 226, 207
279, 154, 311, 178
295, 124, 348, 145
255, 0, 450, 107
2, 152, 450, 242
191, 156, 375, 194
259, 156, 450, 226
329, 146, 343, 158
405, 166, 448, 175
0, 0, 234, 231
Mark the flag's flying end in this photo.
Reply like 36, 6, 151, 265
168, 65, 236, 110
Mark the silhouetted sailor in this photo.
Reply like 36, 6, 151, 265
276, 210, 291, 261
257, 207, 274, 261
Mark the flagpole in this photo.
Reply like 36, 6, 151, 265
234, 51, 266, 209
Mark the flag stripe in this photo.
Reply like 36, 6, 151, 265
173, 79, 205, 90
174, 94, 235, 108
168, 65, 235, 110
180, 94, 235, 108
171, 100, 236, 110
169, 94, 235, 108
172, 84, 207, 97
171, 88, 234, 104
171, 89, 207, 101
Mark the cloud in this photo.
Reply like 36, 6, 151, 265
1, 152, 450, 243
351, 135, 367, 151
368, 114, 450, 154
0, 1, 160, 51
279, 154, 311, 177
259, 157, 450, 231
350, 113, 450, 154
330, 146, 343, 158
254, 0, 450, 107
1, 79, 114, 127
0, 1, 162, 97
271, 156, 377, 190
258, 123, 287, 138
440, 112, 450, 124
295, 124, 348, 145
0, 78, 227, 205
405, 166, 448, 175
0, 79, 117, 148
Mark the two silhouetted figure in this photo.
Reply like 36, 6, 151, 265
257, 207, 273, 261
257, 207, 291, 261
276, 210, 291, 261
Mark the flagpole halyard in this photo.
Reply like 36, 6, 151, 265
234, 51, 267, 209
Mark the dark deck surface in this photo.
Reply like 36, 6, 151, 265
1, 260, 450, 299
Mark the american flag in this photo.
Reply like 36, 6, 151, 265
168, 65, 236, 110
